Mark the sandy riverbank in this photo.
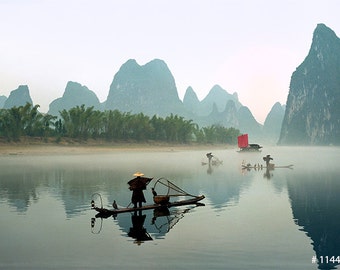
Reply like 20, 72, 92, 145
0, 139, 231, 156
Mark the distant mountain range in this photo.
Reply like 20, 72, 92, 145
1, 75, 280, 142
2, 23, 339, 145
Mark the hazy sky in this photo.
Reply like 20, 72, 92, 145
1, 0, 339, 123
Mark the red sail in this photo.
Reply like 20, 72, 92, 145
238, 134, 249, 148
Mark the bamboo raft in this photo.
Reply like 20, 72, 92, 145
242, 164, 293, 169
92, 195, 205, 216
92, 177, 205, 217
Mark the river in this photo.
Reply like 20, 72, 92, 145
0, 146, 339, 269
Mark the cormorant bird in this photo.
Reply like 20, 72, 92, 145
112, 200, 118, 209
151, 188, 157, 197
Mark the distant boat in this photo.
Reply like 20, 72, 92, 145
237, 134, 262, 152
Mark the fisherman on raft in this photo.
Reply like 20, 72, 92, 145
206, 152, 213, 163
128, 172, 153, 208
263, 154, 273, 167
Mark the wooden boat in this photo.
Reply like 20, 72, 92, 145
92, 177, 205, 217
93, 195, 205, 216
237, 134, 262, 152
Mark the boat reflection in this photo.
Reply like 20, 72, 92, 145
242, 165, 274, 179
263, 167, 274, 180
91, 204, 204, 245
128, 212, 153, 244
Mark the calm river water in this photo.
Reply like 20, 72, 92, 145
0, 146, 339, 270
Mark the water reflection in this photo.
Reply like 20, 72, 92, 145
0, 166, 112, 218
287, 171, 340, 270
242, 166, 275, 179
91, 205, 201, 244
0, 151, 243, 218
1, 148, 339, 269
201, 152, 223, 174
128, 212, 153, 244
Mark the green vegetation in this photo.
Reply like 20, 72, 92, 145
0, 103, 240, 144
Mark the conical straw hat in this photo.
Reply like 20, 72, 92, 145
133, 172, 144, 177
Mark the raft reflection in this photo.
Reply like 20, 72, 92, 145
91, 205, 203, 245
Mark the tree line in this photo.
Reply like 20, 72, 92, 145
0, 103, 240, 144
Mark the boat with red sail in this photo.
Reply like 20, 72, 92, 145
237, 134, 262, 152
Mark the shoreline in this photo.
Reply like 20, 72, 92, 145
0, 140, 232, 156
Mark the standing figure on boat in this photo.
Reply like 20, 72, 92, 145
263, 155, 273, 167
128, 172, 153, 208
206, 152, 213, 163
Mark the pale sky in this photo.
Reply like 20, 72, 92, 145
0, 0, 339, 124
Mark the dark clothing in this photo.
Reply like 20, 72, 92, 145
132, 189, 146, 207
128, 175, 152, 208
263, 155, 273, 166
206, 152, 213, 164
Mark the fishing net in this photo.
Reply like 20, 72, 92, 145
152, 209, 186, 234
152, 178, 197, 198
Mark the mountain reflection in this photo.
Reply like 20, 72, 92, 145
287, 172, 340, 270
0, 171, 41, 213
0, 164, 123, 218
0, 159, 251, 218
